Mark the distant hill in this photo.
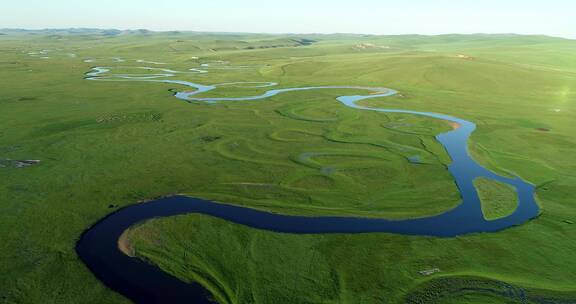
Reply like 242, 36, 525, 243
0, 28, 571, 42
0, 28, 151, 36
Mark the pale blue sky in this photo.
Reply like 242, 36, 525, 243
2, 0, 575, 38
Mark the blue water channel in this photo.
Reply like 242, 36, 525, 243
77, 63, 539, 303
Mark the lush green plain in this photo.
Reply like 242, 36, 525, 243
1, 30, 575, 303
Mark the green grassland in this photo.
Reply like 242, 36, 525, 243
127, 214, 576, 304
1, 29, 575, 303
474, 177, 519, 220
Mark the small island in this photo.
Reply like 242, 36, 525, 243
474, 177, 519, 220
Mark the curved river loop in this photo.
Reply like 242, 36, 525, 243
77, 61, 539, 303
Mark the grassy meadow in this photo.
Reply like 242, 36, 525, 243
0, 29, 575, 303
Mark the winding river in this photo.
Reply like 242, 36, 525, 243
77, 62, 539, 303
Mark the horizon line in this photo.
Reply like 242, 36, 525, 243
1, 27, 574, 40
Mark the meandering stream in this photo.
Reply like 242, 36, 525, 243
77, 62, 539, 303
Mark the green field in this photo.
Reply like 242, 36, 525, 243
1, 29, 575, 303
